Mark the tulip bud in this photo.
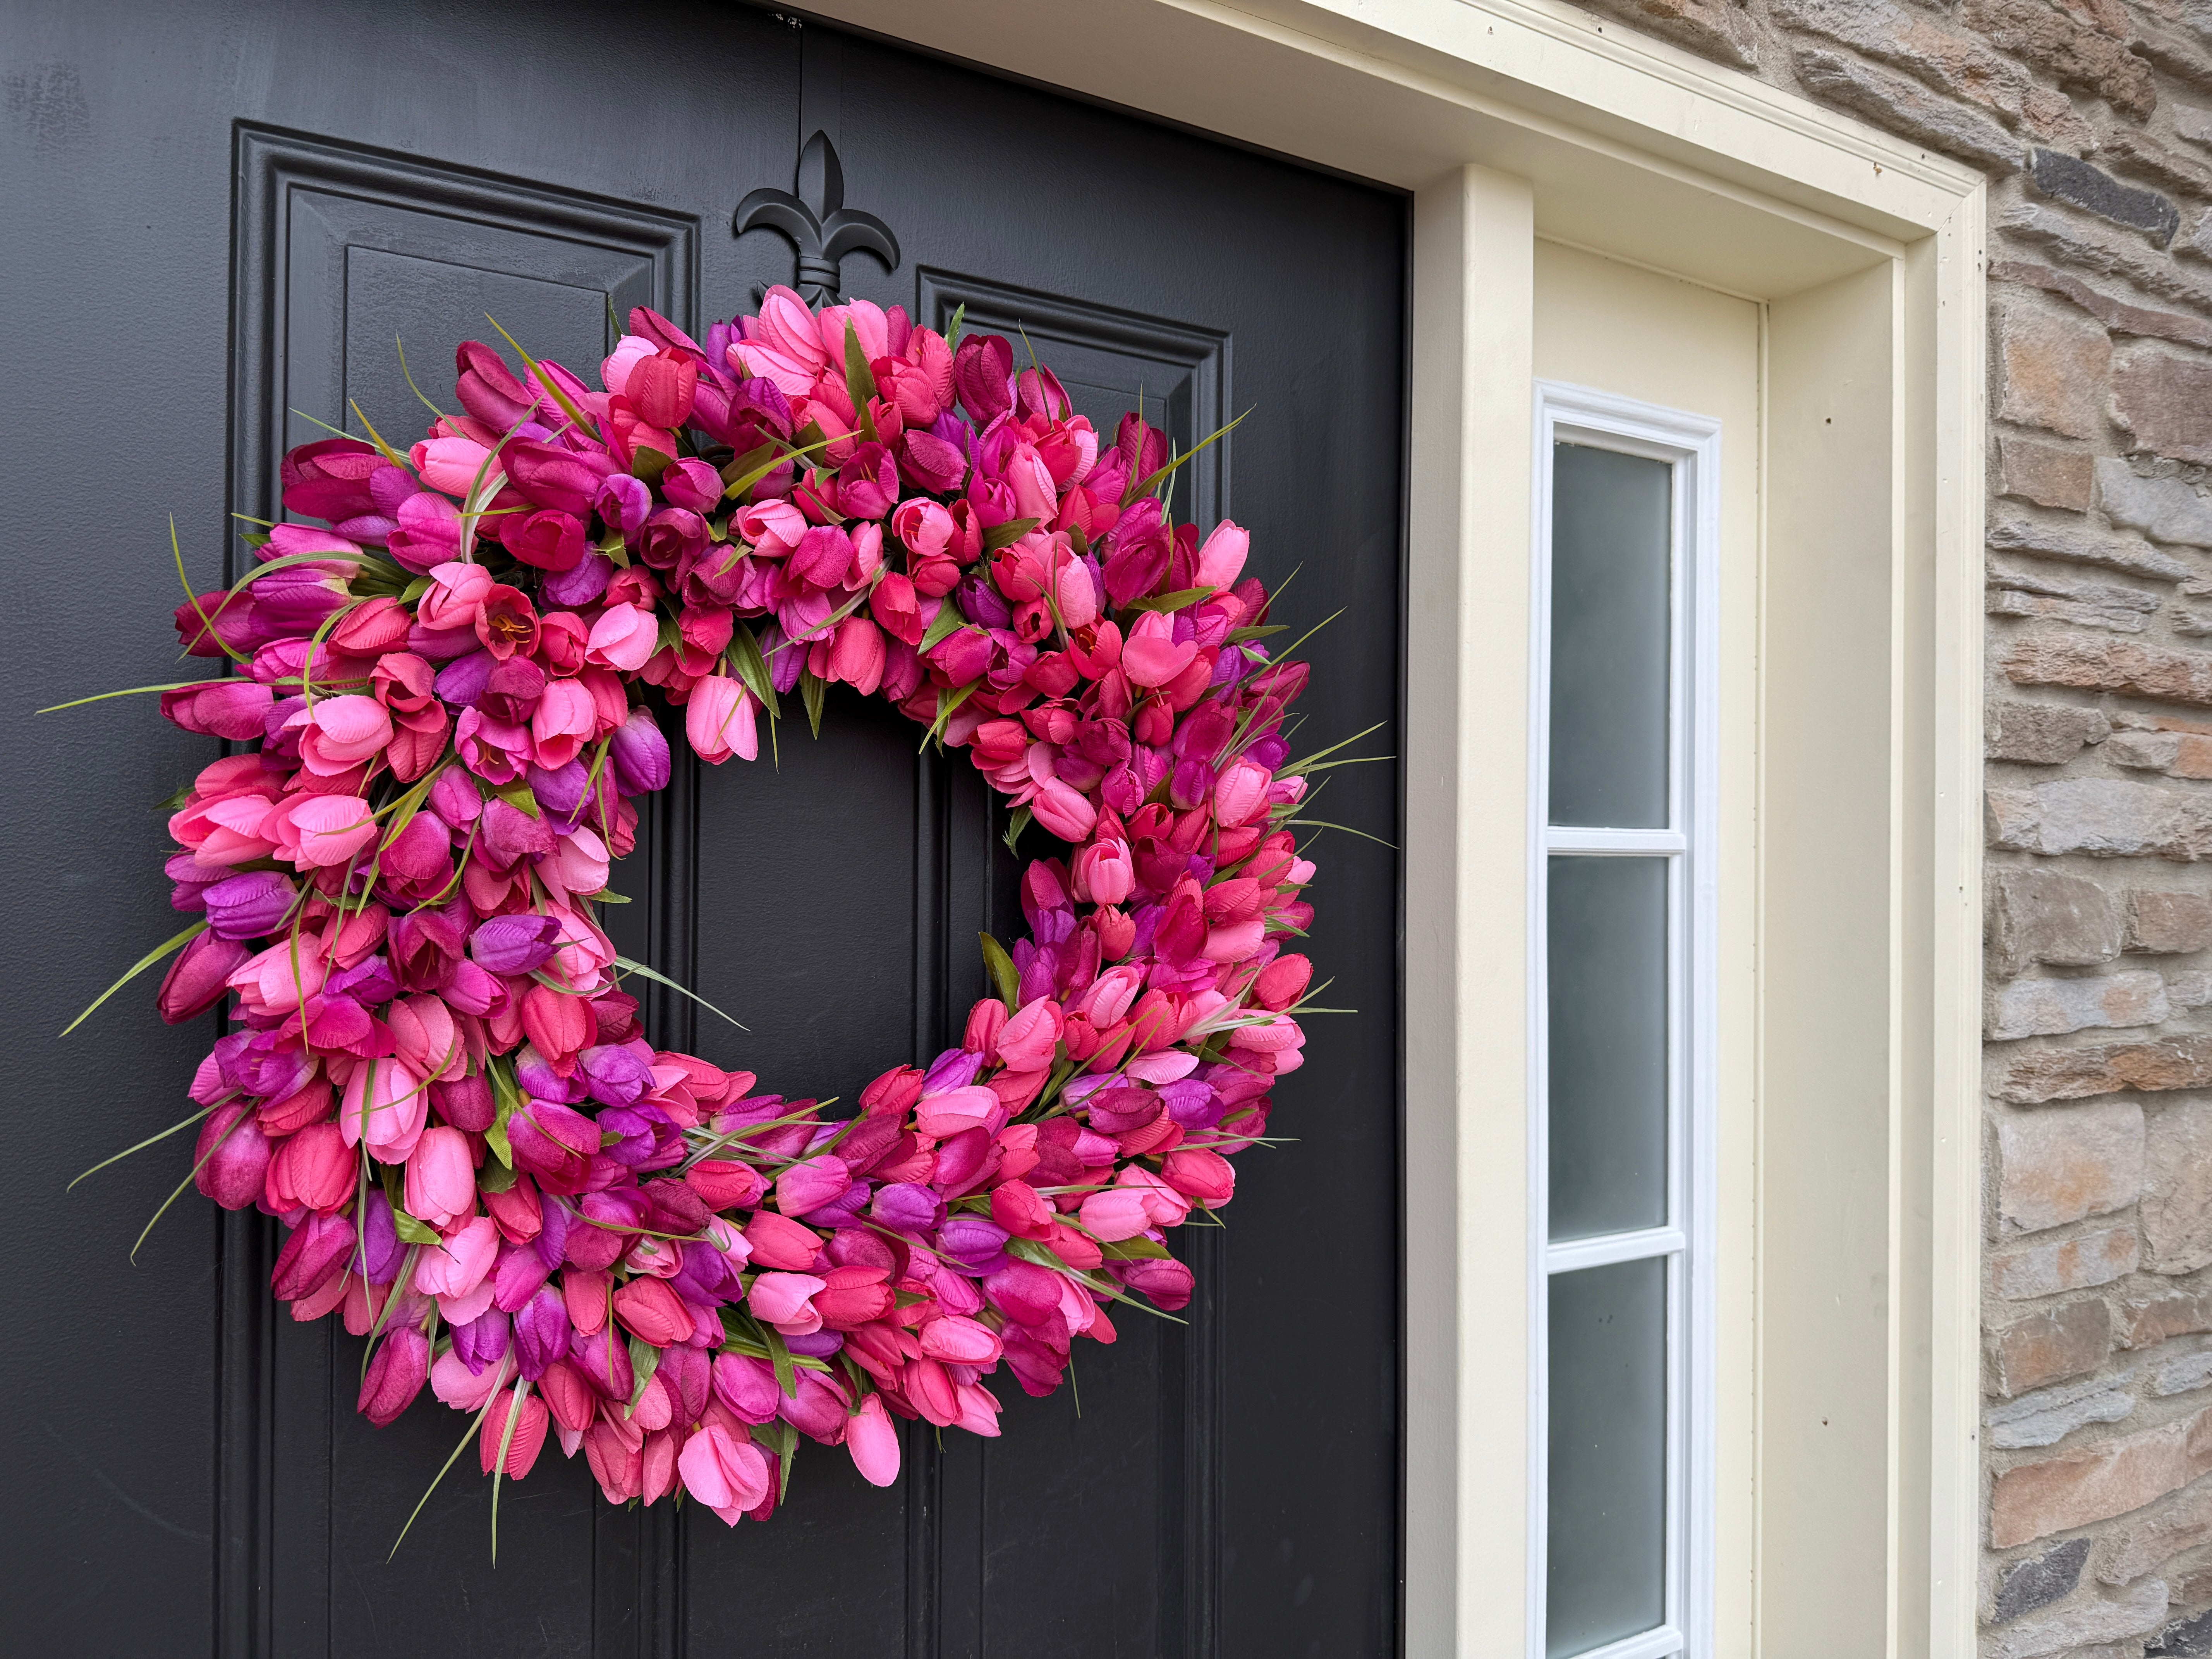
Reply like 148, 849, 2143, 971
845, 1394, 901, 1488
609, 706, 671, 796
264, 1120, 353, 1214
271, 1210, 355, 1301
157, 931, 250, 1024
194, 1104, 271, 1211
359, 1326, 431, 1427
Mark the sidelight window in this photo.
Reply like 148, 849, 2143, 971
1530, 386, 1720, 1659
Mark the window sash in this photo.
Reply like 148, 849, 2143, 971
1530, 383, 1721, 1659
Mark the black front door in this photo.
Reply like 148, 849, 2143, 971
2, 5, 1404, 1654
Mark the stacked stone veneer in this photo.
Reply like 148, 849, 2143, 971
1560, 0, 2212, 1649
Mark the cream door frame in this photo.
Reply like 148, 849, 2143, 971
799, 3, 1989, 1653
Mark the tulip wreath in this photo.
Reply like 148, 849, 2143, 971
65, 286, 1335, 1546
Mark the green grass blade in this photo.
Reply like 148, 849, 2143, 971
69, 1104, 217, 1190
61, 920, 207, 1037
612, 955, 749, 1031
390, 1389, 501, 1562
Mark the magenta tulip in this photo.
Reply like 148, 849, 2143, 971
359, 1326, 430, 1427
156, 930, 249, 1024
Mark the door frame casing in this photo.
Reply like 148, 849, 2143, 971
795, 2, 1987, 1652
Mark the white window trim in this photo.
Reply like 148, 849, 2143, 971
1527, 383, 1722, 1659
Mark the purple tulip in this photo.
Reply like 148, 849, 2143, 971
568, 1321, 634, 1400
939, 1214, 1012, 1274
471, 913, 560, 975
514, 1044, 584, 1103
871, 1182, 943, 1233
526, 758, 589, 822
431, 1073, 495, 1133
608, 706, 671, 796
428, 768, 483, 830
434, 649, 495, 709
201, 871, 297, 941
542, 550, 613, 608
360, 1190, 404, 1285
922, 1048, 982, 1095
326, 953, 398, 1007
479, 656, 548, 724
513, 1285, 572, 1381
784, 1331, 845, 1358
216, 1030, 315, 1102
577, 1043, 653, 1109
477, 798, 554, 871
452, 1307, 512, 1376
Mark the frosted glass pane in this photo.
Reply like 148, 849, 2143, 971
1547, 856, 1668, 1240
1549, 441, 1671, 829
1547, 1258, 1668, 1658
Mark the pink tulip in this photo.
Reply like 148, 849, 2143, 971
414, 1214, 498, 1300
747, 1271, 824, 1331
679, 1424, 772, 1524
612, 1276, 696, 1346
479, 1384, 550, 1478
996, 997, 1063, 1071
826, 615, 885, 695
530, 678, 596, 769
914, 1085, 998, 1138
1213, 758, 1272, 828
1194, 520, 1249, 589
1252, 953, 1313, 1012
600, 333, 657, 396
339, 1056, 428, 1162
917, 1314, 1003, 1366
1028, 776, 1096, 842
775, 1156, 852, 1217
264, 793, 376, 869
1120, 610, 1197, 689
359, 1326, 430, 1426
194, 1104, 271, 1211
1078, 1187, 1153, 1242
161, 679, 275, 740
1070, 837, 1133, 905
419, 562, 493, 631
712, 1353, 782, 1425
845, 1395, 901, 1487
506, 1098, 599, 1192
292, 696, 394, 776
157, 931, 250, 1023
404, 1126, 475, 1230
685, 675, 757, 765
432, 1345, 509, 1411
227, 940, 327, 1017
409, 436, 497, 496
265, 1120, 352, 1213
585, 603, 659, 672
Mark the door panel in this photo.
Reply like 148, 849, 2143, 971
1, 5, 1403, 1655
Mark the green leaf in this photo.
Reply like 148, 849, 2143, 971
1123, 407, 1249, 508
155, 781, 196, 812
1120, 587, 1214, 616
392, 1207, 441, 1247
944, 302, 967, 350
754, 1417, 798, 1500
1100, 1236, 1171, 1261
60, 919, 207, 1037
478, 1155, 519, 1195
493, 781, 541, 819
799, 669, 827, 739
918, 680, 979, 752
765, 1326, 799, 1402
1002, 806, 1032, 857
612, 954, 750, 1031
978, 931, 1020, 1011
981, 516, 1040, 553
916, 605, 966, 656
724, 621, 780, 721
626, 1335, 661, 1421
485, 1059, 523, 1167
630, 445, 672, 485
843, 320, 878, 422
1006, 1236, 1066, 1271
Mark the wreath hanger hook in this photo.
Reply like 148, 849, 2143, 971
733, 129, 902, 307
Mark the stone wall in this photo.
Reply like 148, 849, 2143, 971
1558, 0, 2212, 1650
